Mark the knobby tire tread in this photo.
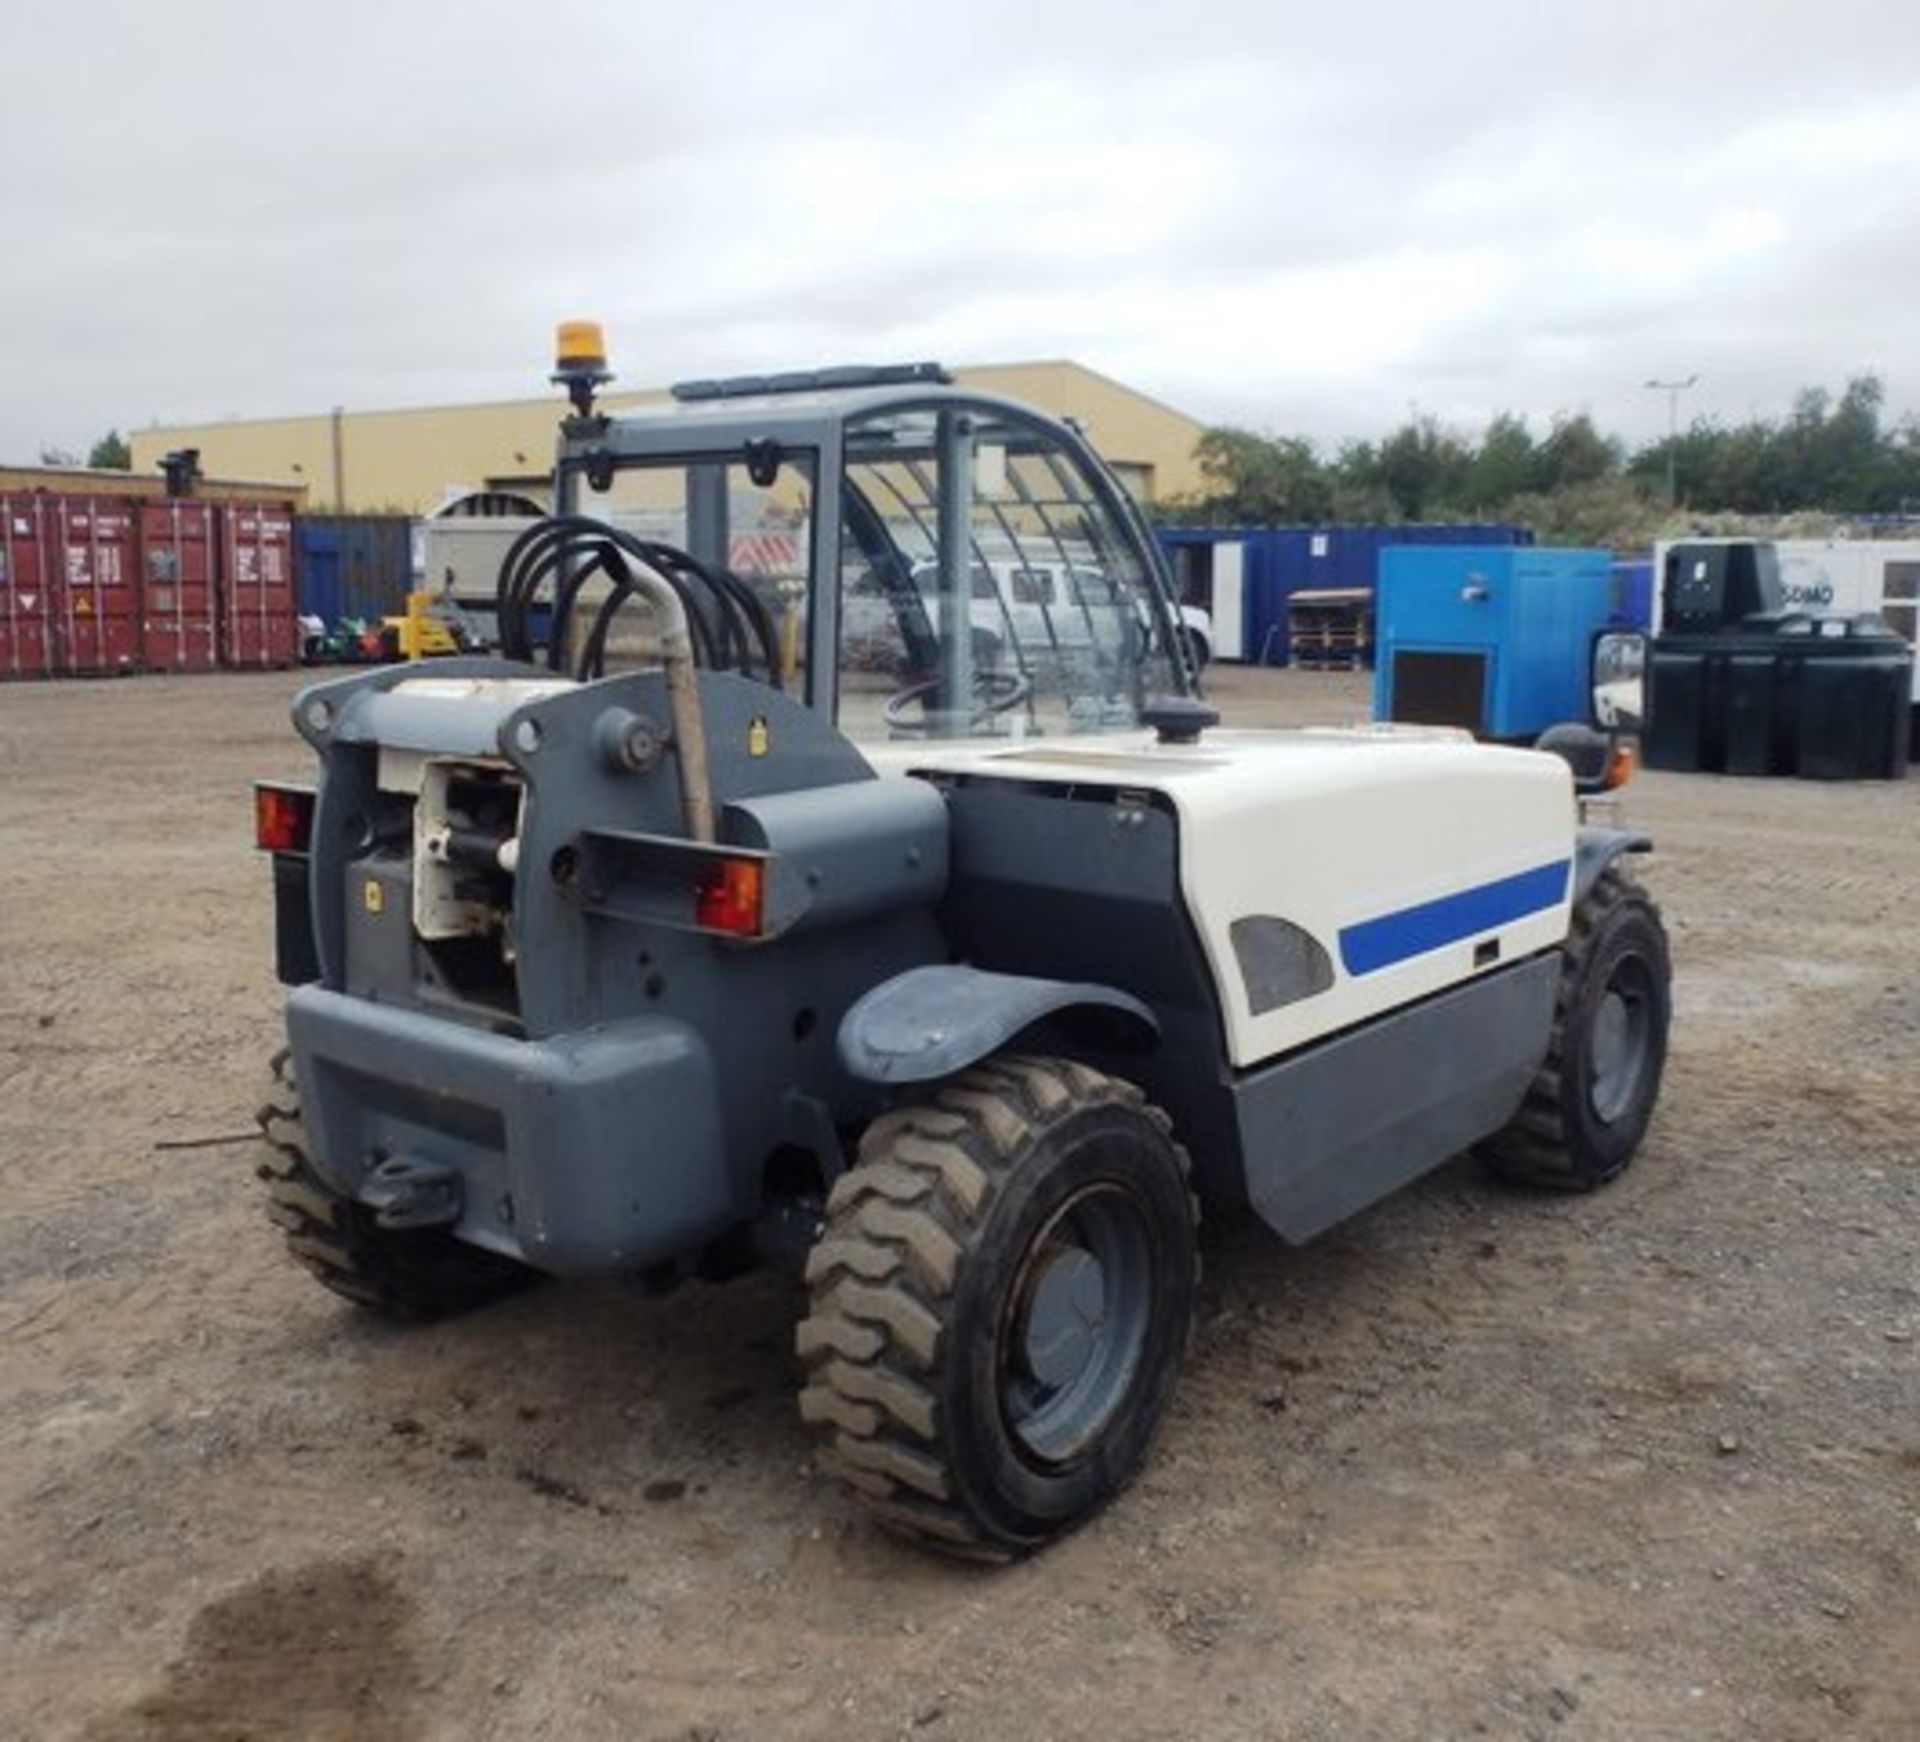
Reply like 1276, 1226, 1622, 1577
796, 1054, 1195, 1559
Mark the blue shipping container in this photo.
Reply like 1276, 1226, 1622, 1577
1610, 559, 1653, 633
1373, 546, 1624, 738
296, 515, 414, 625
1156, 523, 1533, 664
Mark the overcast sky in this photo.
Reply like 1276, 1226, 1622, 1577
6, 1, 1918, 463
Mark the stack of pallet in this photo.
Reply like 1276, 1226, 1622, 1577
1287, 587, 1372, 670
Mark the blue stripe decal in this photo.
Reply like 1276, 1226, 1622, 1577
1338, 860, 1571, 977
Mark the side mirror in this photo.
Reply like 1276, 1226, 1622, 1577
1592, 631, 1646, 733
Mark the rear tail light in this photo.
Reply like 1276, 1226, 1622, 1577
694, 856, 765, 937
254, 782, 315, 853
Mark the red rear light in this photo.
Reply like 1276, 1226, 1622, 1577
254, 783, 315, 853
694, 856, 765, 937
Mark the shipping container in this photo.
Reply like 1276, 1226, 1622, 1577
138, 499, 220, 672
1610, 559, 1654, 633
0, 494, 56, 678
47, 496, 140, 674
295, 514, 415, 625
220, 503, 297, 668
1156, 523, 1533, 664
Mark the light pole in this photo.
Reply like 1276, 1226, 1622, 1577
1644, 375, 1698, 507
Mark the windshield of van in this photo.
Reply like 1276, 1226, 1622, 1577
837, 405, 1179, 740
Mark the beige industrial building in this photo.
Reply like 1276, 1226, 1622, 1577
129, 361, 1206, 517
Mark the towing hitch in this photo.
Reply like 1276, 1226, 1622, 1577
361, 1153, 464, 1231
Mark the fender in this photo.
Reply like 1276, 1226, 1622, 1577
839, 964, 1157, 1085
1574, 825, 1652, 904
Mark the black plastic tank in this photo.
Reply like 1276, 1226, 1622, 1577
1786, 617, 1912, 779
1646, 642, 1717, 772
1722, 650, 1784, 775
1645, 541, 1911, 780
1646, 612, 1911, 779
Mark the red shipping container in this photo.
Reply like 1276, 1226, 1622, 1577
47, 496, 140, 675
138, 499, 220, 672
219, 503, 296, 668
0, 494, 56, 678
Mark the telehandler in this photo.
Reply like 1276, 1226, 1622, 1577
253, 328, 1668, 1555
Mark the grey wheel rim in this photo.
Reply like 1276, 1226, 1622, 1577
1589, 953, 1655, 1125
1000, 1184, 1154, 1467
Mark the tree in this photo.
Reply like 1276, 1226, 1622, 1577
1533, 413, 1618, 493
87, 430, 131, 470
1371, 417, 1473, 520
1462, 413, 1537, 509
1623, 375, 1903, 513
1501, 475, 1666, 549
1176, 374, 1920, 529
1176, 427, 1334, 523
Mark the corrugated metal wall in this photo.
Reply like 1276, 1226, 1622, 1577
1610, 559, 1654, 632
295, 515, 415, 624
1157, 523, 1534, 663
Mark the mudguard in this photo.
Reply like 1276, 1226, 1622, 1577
838, 964, 1157, 1085
1574, 825, 1652, 903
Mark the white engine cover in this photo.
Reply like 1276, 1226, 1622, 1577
878, 725, 1576, 1069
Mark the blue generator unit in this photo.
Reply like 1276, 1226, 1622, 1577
1374, 545, 1623, 739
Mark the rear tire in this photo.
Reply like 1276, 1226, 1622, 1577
797, 1055, 1198, 1558
1483, 868, 1670, 1190
255, 1049, 535, 1320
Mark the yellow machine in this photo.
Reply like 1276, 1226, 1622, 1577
382, 591, 464, 660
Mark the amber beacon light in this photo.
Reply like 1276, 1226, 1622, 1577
552, 319, 613, 415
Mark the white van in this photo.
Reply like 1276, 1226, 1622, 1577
906, 558, 1213, 670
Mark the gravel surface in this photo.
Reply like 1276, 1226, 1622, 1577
1, 664, 1914, 1741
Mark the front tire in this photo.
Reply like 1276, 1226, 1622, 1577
1483, 868, 1670, 1190
797, 1056, 1198, 1558
254, 1049, 536, 1320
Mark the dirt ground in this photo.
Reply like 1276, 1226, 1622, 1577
1, 663, 1915, 1742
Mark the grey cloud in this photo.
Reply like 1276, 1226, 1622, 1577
5, 0, 1918, 460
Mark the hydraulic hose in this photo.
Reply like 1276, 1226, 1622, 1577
495, 515, 791, 844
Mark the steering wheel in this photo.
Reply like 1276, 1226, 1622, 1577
883, 666, 1033, 735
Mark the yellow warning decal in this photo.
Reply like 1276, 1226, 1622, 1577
747, 716, 770, 758
363, 879, 384, 914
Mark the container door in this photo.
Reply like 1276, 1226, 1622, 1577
51, 498, 139, 674
0, 496, 54, 678
220, 504, 297, 667
295, 525, 341, 625
1211, 541, 1245, 661
140, 500, 219, 671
